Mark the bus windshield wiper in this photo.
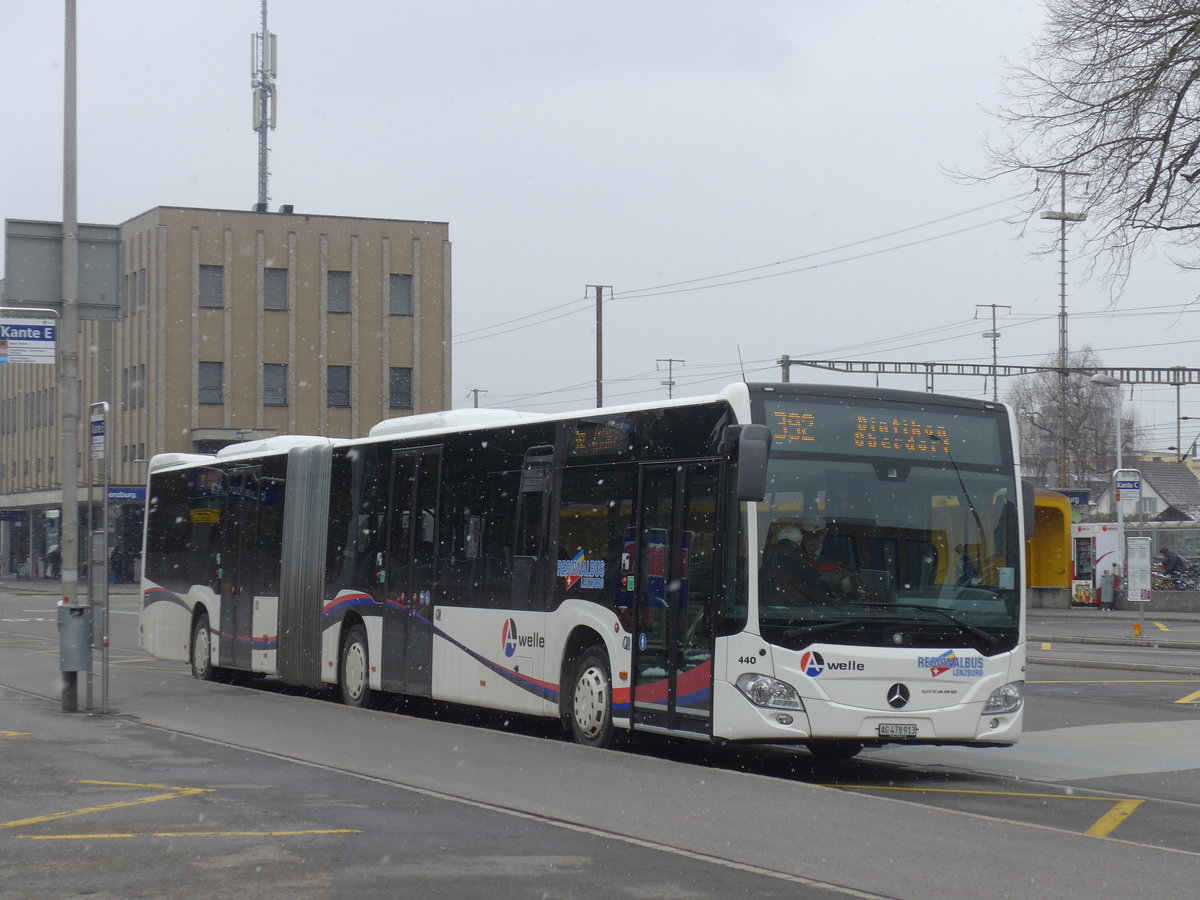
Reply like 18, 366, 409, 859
856, 602, 999, 648
781, 618, 882, 641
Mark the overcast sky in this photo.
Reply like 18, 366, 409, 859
2, 1, 1197, 451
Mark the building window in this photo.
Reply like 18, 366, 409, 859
1139, 497, 1159, 516
327, 270, 351, 313
264, 363, 288, 406
199, 361, 223, 405
264, 267, 288, 310
389, 367, 412, 409
198, 265, 224, 308
328, 365, 351, 408
389, 273, 413, 316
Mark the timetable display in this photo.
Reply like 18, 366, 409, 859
569, 418, 631, 457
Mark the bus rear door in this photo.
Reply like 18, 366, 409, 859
382, 446, 441, 695
632, 461, 720, 736
219, 468, 261, 671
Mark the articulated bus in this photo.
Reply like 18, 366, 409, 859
140, 382, 1028, 759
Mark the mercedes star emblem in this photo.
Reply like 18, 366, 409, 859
887, 683, 910, 709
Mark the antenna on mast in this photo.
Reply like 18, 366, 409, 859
251, 0, 277, 211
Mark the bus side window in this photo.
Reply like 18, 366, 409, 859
510, 448, 554, 611
438, 481, 484, 605
480, 469, 519, 607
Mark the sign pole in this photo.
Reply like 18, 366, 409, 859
89, 402, 110, 713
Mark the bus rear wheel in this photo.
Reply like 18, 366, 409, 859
570, 647, 613, 748
190, 612, 214, 681
339, 623, 371, 708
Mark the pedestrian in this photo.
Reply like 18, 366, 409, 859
47, 546, 61, 579
1159, 546, 1186, 589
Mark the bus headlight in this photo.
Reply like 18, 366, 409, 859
982, 681, 1023, 714
736, 673, 804, 710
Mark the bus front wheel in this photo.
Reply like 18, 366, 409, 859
339, 623, 372, 708
570, 647, 614, 749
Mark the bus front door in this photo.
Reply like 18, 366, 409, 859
632, 461, 720, 735
383, 447, 440, 695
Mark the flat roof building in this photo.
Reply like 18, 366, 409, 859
0, 205, 451, 579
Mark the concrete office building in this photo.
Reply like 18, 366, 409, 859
1, 205, 451, 580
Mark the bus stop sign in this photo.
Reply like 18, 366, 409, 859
1114, 468, 1141, 502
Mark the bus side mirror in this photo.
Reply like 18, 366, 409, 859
1022, 480, 1036, 536
730, 424, 772, 502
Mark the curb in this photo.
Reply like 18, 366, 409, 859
1028, 633, 1200, 651
1028, 655, 1200, 677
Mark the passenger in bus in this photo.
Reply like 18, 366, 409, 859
760, 521, 835, 606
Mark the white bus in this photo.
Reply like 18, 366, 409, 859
140, 382, 1027, 758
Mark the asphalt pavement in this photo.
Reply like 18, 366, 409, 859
5, 575, 1200, 898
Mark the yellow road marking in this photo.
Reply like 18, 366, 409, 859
17, 829, 363, 840
0, 781, 211, 830
1175, 689, 1200, 704
832, 784, 1111, 800
1085, 800, 1144, 837
833, 784, 1145, 838
1154, 621, 1170, 632
1, 731, 32, 737
1041, 642, 1052, 650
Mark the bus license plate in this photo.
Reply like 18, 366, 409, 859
878, 723, 918, 738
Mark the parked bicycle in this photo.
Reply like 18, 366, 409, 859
1152, 560, 1200, 591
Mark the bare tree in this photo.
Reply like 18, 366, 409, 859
987, 1, 1200, 274
1008, 347, 1140, 489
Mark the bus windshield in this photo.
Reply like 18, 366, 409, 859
754, 394, 1020, 655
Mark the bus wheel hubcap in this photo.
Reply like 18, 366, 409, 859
574, 666, 607, 738
346, 644, 366, 698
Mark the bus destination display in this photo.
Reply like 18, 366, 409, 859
763, 399, 1001, 465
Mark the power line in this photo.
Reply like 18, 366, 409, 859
612, 218, 1009, 302
610, 196, 1021, 296
450, 200, 1018, 346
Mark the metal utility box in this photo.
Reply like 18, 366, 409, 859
57, 602, 93, 672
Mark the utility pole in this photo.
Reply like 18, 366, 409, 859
778, 354, 792, 383
656, 358, 685, 398
60, 0, 83, 709
975, 303, 1011, 402
251, 0, 277, 211
1040, 171, 1087, 487
466, 388, 487, 408
586, 285, 609, 407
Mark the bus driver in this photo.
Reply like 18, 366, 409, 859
761, 519, 835, 606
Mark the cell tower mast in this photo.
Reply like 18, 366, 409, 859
251, 0, 277, 211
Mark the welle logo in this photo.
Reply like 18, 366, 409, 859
501, 618, 544, 658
